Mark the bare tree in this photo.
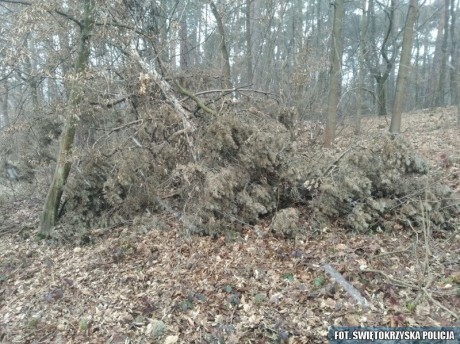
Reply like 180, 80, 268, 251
39, 0, 95, 235
366, 0, 397, 116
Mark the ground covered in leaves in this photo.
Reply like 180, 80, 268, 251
1, 108, 459, 343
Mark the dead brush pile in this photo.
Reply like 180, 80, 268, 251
60, 100, 459, 239
311, 134, 459, 231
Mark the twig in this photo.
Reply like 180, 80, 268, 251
373, 246, 412, 258
362, 269, 418, 289
0, 1, 83, 27
419, 188, 432, 273
423, 288, 459, 319
191, 87, 274, 98
89, 95, 132, 108
362, 268, 455, 296
92, 119, 143, 149
106, 119, 143, 133
321, 145, 354, 178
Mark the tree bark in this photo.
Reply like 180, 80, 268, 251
390, 0, 417, 134
324, 0, 344, 147
39, 0, 94, 236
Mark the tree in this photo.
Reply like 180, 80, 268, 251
1, 74, 8, 129
450, 0, 458, 107
390, 0, 418, 134
429, 0, 447, 107
435, 0, 449, 106
456, 0, 460, 126
245, 0, 254, 85
366, 0, 397, 116
324, 0, 344, 147
40, 0, 95, 235
179, 5, 190, 71
355, 0, 369, 134
209, 1, 232, 89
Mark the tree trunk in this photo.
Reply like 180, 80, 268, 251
251, 0, 261, 87
245, 0, 253, 85
209, 1, 232, 89
421, 11, 431, 108
376, 76, 387, 116
26, 38, 40, 110
388, 4, 401, 110
450, 0, 458, 105
430, 1, 446, 106
390, 0, 417, 134
324, 0, 344, 147
355, 0, 368, 134
39, 0, 94, 236
179, 7, 190, 71
366, 0, 396, 116
1, 76, 8, 129
456, 0, 460, 126
414, 25, 421, 107
435, 0, 449, 106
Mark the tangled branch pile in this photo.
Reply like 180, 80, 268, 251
311, 135, 458, 231
59, 95, 458, 238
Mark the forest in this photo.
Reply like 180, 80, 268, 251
0, 0, 459, 343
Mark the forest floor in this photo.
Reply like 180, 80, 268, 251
0, 107, 459, 343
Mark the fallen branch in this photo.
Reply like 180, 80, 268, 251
362, 268, 456, 297
174, 79, 216, 115
323, 264, 369, 307
422, 288, 459, 319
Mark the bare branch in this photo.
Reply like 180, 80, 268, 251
0, 0, 30, 5
89, 95, 132, 108
174, 79, 216, 115
0, 0, 82, 27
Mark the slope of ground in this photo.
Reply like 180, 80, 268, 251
0, 107, 459, 343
